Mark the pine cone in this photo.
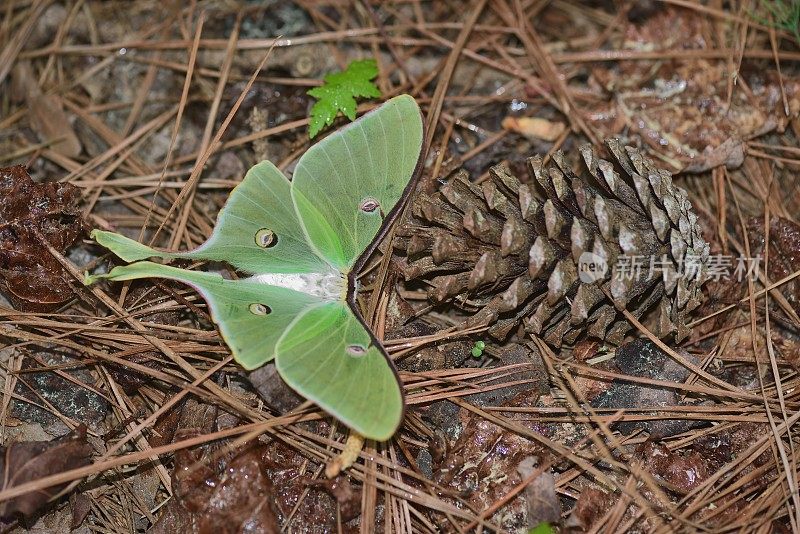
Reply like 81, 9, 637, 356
396, 139, 709, 347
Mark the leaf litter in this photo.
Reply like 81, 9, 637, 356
0, 165, 85, 311
1, 0, 800, 532
0, 426, 91, 520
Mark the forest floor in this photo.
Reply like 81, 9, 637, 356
2, 0, 800, 532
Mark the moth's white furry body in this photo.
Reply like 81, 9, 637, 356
249, 270, 345, 301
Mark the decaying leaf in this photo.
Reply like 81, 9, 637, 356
302, 475, 361, 523
567, 487, 613, 531
635, 441, 709, 494
562, 422, 773, 529
0, 426, 92, 519
0, 165, 85, 311
168, 442, 280, 534
69, 493, 91, 530
517, 457, 560, 528
152, 398, 353, 532
152, 439, 361, 533
749, 216, 800, 314
430, 407, 552, 532
11, 62, 82, 158
587, 6, 800, 172
247, 362, 304, 415
724, 321, 800, 374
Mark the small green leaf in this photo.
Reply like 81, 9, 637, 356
471, 340, 486, 358
307, 59, 381, 138
528, 522, 556, 534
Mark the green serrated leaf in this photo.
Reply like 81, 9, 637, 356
307, 59, 382, 138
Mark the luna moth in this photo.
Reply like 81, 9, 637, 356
85, 95, 424, 441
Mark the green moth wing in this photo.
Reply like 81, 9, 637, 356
276, 301, 402, 440
85, 261, 319, 369
87, 262, 403, 437
91, 161, 331, 275
292, 94, 424, 271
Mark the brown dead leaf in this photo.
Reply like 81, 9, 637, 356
635, 441, 709, 494
0, 426, 92, 519
681, 137, 745, 173
517, 457, 560, 528
0, 165, 85, 311
501, 116, 566, 142
749, 216, 800, 314
152, 398, 345, 532
12, 62, 81, 158
247, 362, 304, 414
152, 442, 279, 534
431, 407, 552, 532
721, 321, 800, 373
69, 493, 91, 529
567, 487, 613, 531
148, 401, 184, 449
